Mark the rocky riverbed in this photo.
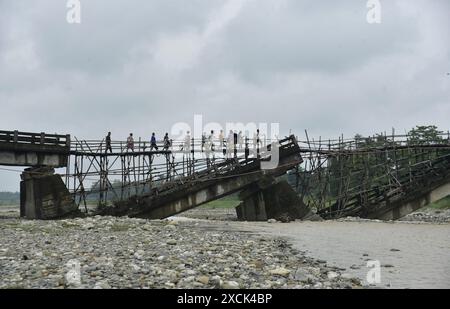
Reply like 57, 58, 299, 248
180, 206, 450, 224
398, 208, 450, 223
0, 216, 361, 289
178, 207, 238, 221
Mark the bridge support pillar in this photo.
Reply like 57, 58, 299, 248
236, 179, 320, 222
20, 167, 78, 219
236, 189, 268, 221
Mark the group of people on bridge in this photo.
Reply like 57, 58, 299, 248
103, 130, 267, 159
104, 132, 172, 153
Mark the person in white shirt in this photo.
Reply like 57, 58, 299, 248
184, 131, 191, 154
219, 130, 224, 148
238, 131, 243, 150
205, 131, 214, 167
227, 130, 234, 159
208, 130, 215, 152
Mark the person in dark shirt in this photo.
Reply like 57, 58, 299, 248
201, 132, 206, 152
245, 137, 249, 160
150, 133, 158, 151
233, 131, 238, 157
105, 132, 112, 153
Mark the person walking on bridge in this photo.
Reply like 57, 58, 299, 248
163, 133, 171, 151
184, 131, 191, 154
208, 130, 215, 152
253, 129, 261, 151
227, 130, 234, 159
238, 131, 243, 150
105, 132, 112, 153
150, 133, 158, 151
219, 130, 225, 156
201, 132, 206, 152
126, 133, 134, 152
233, 131, 238, 157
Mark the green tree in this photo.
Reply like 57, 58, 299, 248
408, 125, 444, 145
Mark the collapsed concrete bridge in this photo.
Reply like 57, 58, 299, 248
294, 133, 450, 220
316, 152, 450, 220
1, 129, 449, 221
100, 135, 313, 220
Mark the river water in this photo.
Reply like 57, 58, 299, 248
186, 219, 450, 289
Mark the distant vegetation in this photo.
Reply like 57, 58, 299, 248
0, 191, 20, 206
201, 194, 240, 209
427, 196, 450, 210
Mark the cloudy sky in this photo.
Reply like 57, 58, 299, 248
0, 0, 449, 190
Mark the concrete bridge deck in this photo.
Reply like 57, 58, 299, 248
0, 130, 70, 167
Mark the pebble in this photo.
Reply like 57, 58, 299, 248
327, 271, 339, 280
164, 225, 176, 231
222, 281, 240, 289
269, 267, 291, 277
210, 275, 222, 287
196, 276, 209, 285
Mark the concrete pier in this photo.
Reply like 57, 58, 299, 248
20, 167, 78, 219
236, 180, 320, 222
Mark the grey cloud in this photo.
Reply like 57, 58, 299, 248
0, 0, 449, 190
